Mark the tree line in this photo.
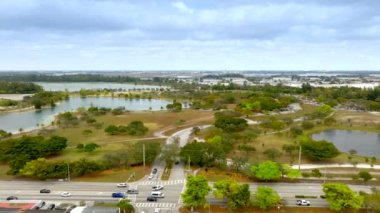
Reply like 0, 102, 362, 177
182, 175, 370, 212
0, 81, 43, 94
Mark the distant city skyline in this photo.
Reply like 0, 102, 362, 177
0, 0, 380, 71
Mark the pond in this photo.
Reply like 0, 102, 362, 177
35, 82, 166, 92
312, 129, 380, 157
0, 97, 170, 133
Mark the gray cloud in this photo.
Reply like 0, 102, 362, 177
0, 0, 379, 70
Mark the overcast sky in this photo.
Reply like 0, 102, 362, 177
0, 0, 380, 71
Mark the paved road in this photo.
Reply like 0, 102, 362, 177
0, 181, 373, 209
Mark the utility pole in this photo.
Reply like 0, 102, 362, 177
188, 155, 191, 171
143, 144, 146, 172
298, 145, 302, 171
67, 163, 70, 182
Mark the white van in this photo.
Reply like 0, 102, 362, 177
151, 191, 165, 198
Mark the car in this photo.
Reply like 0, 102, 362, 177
34, 201, 46, 209
127, 189, 139, 194
66, 205, 76, 212
148, 175, 154, 180
151, 191, 165, 198
6, 196, 18, 201
152, 185, 164, 191
154, 208, 160, 213
40, 189, 51, 193
117, 183, 128, 188
54, 205, 66, 210
47, 203, 55, 210
60, 192, 71, 197
175, 160, 180, 165
112, 192, 125, 198
152, 168, 158, 174
296, 199, 310, 206
147, 196, 157, 202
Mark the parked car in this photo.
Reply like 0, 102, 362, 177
117, 183, 128, 188
47, 204, 55, 210
6, 196, 18, 200
66, 205, 76, 212
60, 192, 71, 197
127, 189, 139, 194
54, 205, 66, 210
112, 192, 125, 198
152, 168, 158, 174
152, 185, 164, 191
296, 199, 310, 206
37, 201, 46, 208
40, 189, 51, 193
147, 196, 157, 202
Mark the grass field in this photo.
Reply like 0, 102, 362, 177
73, 166, 149, 182
197, 167, 251, 182
42, 109, 214, 147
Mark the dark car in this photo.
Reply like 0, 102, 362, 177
175, 160, 180, 165
6, 196, 18, 201
54, 205, 66, 210
40, 189, 51, 193
127, 189, 139, 194
47, 204, 55, 210
112, 192, 125, 198
152, 168, 158, 174
66, 205, 77, 212
147, 196, 157, 202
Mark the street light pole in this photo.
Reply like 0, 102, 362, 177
67, 163, 70, 182
298, 145, 302, 171
143, 143, 145, 172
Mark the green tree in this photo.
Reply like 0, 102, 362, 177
214, 114, 248, 132
323, 183, 364, 211
358, 171, 372, 182
250, 161, 282, 181
182, 175, 211, 211
117, 199, 134, 213
255, 186, 280, 210
213, 179, 251, 209
83, 143, 100, 153
301, 140, 339, 161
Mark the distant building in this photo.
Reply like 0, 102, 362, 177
224, 77, 253, 86
199, 78, 222, 85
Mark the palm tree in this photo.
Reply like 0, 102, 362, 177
117, 199, 134, 213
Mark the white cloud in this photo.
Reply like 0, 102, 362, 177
172, 1, 194, 14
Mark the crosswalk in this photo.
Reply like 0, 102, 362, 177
135, 202, 176, 208
137, 179, 185, 186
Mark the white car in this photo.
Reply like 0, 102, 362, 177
60, 192, 71, 197
152, 185, 164, 191
296, 199, 310, 206
117, 183, 128, 188
148, 175, 154, 180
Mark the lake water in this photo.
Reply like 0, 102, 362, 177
0, 97, 170, 133
36, 82, 165, 92
312, 129, 380, 157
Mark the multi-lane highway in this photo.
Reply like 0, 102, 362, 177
0, 179, 373, 211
